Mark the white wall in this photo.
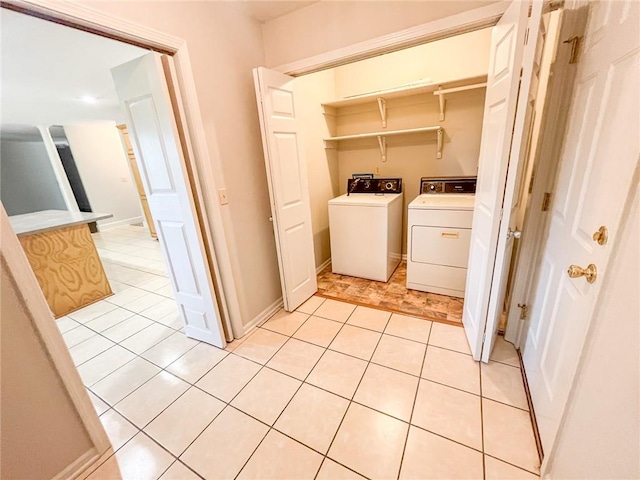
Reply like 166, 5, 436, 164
63, 121, 142, 229
261, 0, 500, 68
81, 1, 281, 328
294, 69, 338, 268
0, 138, 67, 215
547, 180, 639, 479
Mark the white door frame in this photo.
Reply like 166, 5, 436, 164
274, 1, 510, 75
3, 0, 243, 338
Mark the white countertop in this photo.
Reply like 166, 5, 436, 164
9, 210, 113, 236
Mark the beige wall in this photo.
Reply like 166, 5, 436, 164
546, 181, 639, 479
81, 1, 281, 327
333, 28, 492, 98
261, 0, 499, 68
1, 258, 94, 479
64, 121, 143, 228
294, 69, 338, 268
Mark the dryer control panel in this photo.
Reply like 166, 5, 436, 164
347, 178, 402, 195
420, 176, 477, 194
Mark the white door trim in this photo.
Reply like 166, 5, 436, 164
3, 0, 243, 338
0, 207, 111, 476
275, 1, 510, 75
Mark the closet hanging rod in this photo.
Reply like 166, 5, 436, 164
433, 82, 487, 96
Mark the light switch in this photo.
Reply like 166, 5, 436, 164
218, 188, 229, 205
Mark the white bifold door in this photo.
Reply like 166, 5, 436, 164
111, 53, 226, 348
253, 67, 317, 311
463, 0, 543, 361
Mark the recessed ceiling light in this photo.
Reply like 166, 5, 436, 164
81, 95, 98, 104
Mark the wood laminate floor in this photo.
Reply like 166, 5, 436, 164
317, 261, 464, 326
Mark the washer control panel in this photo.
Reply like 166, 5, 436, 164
420, 177, 477, 195
347, 178, 402, 195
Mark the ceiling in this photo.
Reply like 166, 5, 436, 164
0, 8, 147, 130
232, 1, 319, 22
0, 2, 316, 134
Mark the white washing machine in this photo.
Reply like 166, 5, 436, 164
329, 178, 403, 282
407, 177, 476, 298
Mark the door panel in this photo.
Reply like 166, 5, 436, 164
253, 67, 317, 311
481, 1, 545, 362
112, 53, 226, 348
462, 0, 531, 360
523, 0, 639, 456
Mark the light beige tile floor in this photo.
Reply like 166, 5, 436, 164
61, 226, 541, 479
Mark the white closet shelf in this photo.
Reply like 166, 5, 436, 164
324, 126, 443, 161
321, 74, 487, 110
324, 126, 441, 142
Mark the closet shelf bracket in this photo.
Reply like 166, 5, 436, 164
437, 86, 446, 121
433, 81, 487, 122
377, 135, 387, 162
436, 128, 443, 159
377, 97, 387, 128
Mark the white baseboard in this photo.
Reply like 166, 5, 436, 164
98, 216, 144, 231
316, 257, 331, 274
402, 253, 407, 261
54, 448, 102, 480
242, 297, 284, 336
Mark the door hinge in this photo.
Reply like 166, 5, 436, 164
541, 192, 552, 211
517, 303, 529, 320
563, 36, 582, 64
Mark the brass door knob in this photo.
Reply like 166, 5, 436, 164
592, 226, 608, 245
567, 264, 597, 283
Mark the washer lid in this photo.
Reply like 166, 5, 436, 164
329, 193, 403, 207
408, 194, 475, 210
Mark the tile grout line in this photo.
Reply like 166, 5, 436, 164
258, 320, 532, 414
312, 303, 389, 480
396, 319, 433, 479
228, 299, 334, 480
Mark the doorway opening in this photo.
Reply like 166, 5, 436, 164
259, 6, 563, 350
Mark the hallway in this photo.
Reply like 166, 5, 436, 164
58, 226, 539, 479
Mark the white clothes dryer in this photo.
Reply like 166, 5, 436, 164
407, 177, 476, 298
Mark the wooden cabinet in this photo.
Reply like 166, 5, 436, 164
117, 124, 157, 239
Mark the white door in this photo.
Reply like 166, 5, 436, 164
523, 0, 639, 457
463, 0, 538, 361
112, 53, 226, 348
253, 67, 317, 311
480, 1, 545, 362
